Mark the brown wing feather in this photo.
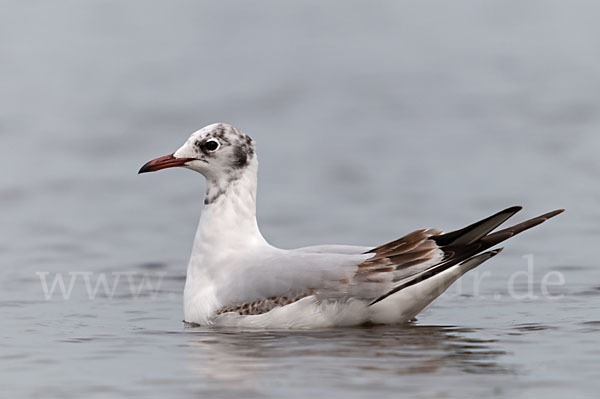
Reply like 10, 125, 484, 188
360, 207, 564, 305
214, 207, 564, 315
356, 229, 443, 282
217, 290, 316, 316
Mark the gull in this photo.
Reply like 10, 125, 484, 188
139, 123, 564, 328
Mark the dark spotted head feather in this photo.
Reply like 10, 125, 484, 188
172, 123, 256, 180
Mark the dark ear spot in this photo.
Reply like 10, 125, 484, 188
232, 145, 248, 169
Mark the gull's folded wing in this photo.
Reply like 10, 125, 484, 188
364, 207, 564, 305
214, 207, 563, 316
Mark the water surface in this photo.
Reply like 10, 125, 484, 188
2, 1, 600, 397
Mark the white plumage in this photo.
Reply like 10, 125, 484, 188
139, 123, 563, 329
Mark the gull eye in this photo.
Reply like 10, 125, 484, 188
205, 140, 220, 152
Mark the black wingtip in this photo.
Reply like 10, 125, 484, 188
489, 247, 504, 256
480, 208, 565, 247
543, 209, 566, 219
432, 205, 523, 247
506, 205, 523, 212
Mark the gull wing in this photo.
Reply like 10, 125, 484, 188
364, 207, 564, 305
215, 207, 563, 316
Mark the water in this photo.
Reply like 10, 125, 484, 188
2, 1, 600, 397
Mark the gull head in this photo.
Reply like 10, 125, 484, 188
138, 123, 255, 180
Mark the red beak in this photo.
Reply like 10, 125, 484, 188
138, 154, 195, 174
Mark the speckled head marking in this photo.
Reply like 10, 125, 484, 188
172, 123, 255, 175
169, 123, 257, 205
138, 123, 258, 206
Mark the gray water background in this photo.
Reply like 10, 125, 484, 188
2, 1, 600, 397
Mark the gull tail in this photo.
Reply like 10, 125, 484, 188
369, 207, 564, 307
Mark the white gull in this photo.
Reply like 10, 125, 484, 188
139, 123, 564, 328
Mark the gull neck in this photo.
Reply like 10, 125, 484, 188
194, 159, 267, 250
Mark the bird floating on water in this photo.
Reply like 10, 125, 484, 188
139, 123, 564, 328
